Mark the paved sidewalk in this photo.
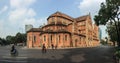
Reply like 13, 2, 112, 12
0, 45, 115, 63
21, 46, 100, 50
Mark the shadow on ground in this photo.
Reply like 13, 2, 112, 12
26, 46, 115, 63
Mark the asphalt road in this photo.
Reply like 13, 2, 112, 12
0, 45, 115, 63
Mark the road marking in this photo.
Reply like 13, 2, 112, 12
0, 60, 27, 62
2, 56, 28, 59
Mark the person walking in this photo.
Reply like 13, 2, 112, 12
42, 44, 46, 53
55, 45, 57, 49
51, 44, 54, 50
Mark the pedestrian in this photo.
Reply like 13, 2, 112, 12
10, 44, 18, 56
11, 45, 15, 51
51, 44, 54, 49
55, 45, 57, 49
42, 44, 46, 53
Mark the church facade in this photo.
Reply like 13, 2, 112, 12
27, 11, 100, 48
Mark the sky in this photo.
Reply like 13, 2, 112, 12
0, 0, 107, 38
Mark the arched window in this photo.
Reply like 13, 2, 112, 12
51, 35, 52, 41
65, 35, 67, 41
80, 37, 81, 44
44, 35, 46, 42
28, 36, 31, 41
59, 35, 60, 41
75, 39, 77, 42
75, 39, 77, 47
34, 36, 36, 42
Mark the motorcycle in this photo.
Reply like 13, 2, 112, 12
10, 49, 18, 57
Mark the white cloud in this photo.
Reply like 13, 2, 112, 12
24, 17, 47, 28
10, 0, 36, 9
9, 8, 36, 24
9, 0, 37, 25
9, 8, 27, 23
0, 20, 4, 31
78, 0, 107, 38
78, 0, 105, 17
9, 0, 37, 22
34, 17, 47, 27
2, 0, 38, 38
27, 8, 36, 17
0, 5, 8, 14
37, 17, 47, 24
23, 18, 36, 25
0, 20, 9, 38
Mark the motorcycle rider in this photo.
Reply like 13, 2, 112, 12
10, 44, 18, 56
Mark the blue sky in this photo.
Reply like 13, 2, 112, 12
0, 0, 107, 38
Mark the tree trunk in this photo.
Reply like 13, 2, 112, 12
113, 41, 115, 46
113, 19, 120, 47
117, 18, 120, 47
118, 38, 120, 47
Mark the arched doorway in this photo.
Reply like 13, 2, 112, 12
75, 39, 77, 47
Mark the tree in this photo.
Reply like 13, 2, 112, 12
94, 0, 120, 47
15, 32, 23, 43
106, 22, 119, 46
0, 37, 9, 45
100, 39, 107, 45
0, 38, 4, 45
6, 35, 14, 44
6, 35, 16, 44
6, 32, 27, 45
15, 32, 26, 44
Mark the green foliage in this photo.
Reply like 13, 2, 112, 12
100, 39, 107, 45
5, 32, 26, 45
94, 0, 120, 46
0, 38, 9, 45
115, 47, 120, 58
94, 0, 120, 25
15, 32, 26, 43
6, 35, 15, 44
106, 22, 119, 42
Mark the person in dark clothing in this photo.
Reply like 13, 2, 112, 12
11, 45, 15, 53
42, 44, 46, 53
10, 45, 18, 56
55, 45, 57, 49
51, 44, 54, 49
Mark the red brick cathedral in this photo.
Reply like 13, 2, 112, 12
27, 11, 99, 48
